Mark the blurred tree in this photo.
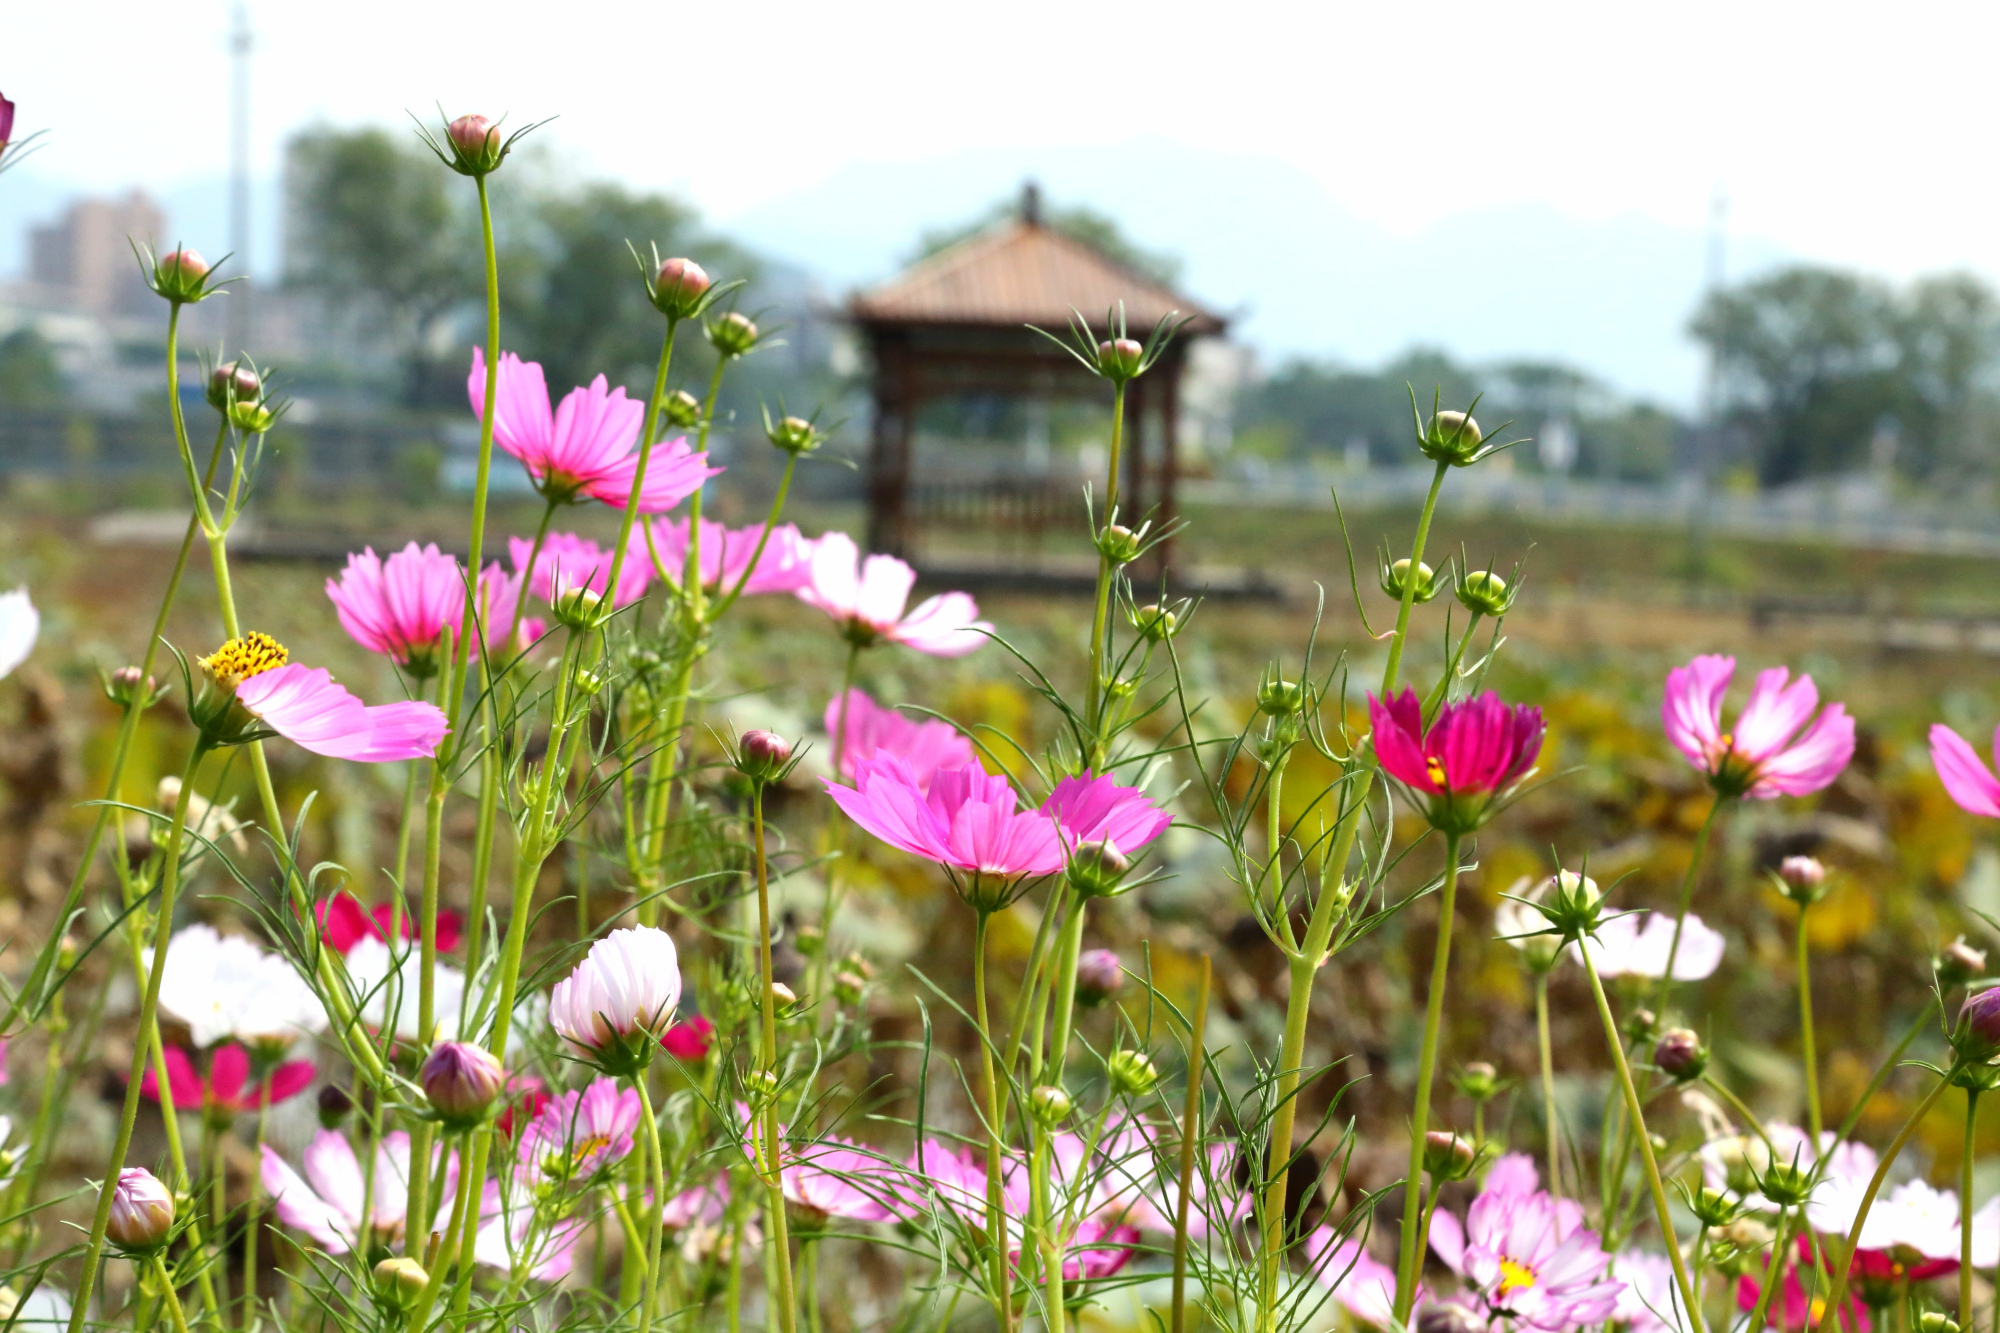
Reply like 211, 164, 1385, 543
0, 329, 62, 409
1892, 273, 2000, 481
284, 127, 481, 403
1235, 347, 1480, 463
915, 194, 1182, 287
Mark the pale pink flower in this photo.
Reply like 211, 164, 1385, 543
326, 543, 466, 672
1613, 1250, 1693, 1333
1663, 655, 1854, 799
231, 664, 448, 762
1428, 1153, 1621, 1331
261, 1129, 453, 1252
824, 756, 1062, 879
469, 348, 720, 512
1306, 1230, 1404, 1328
783, 1141, 896, 1222
796, 533, 990, 656
511, 532, 653, 611
106, 1167, 175, 1251
474, 1176, 583, 1280
549, 927, 683, 1065
825, 689, 977, 789
1570, 911, 1725, 981
644, 516, 816, 595
1931, 723, 2000, 819
517, 1077, 641, 1184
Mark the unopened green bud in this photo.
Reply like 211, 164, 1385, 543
1096, 524, 1142, 565
1423, 1130, 1477, 1181
766, 415, 822, 456
1067, 839, 1132, 898
1453, 1061, 1500, 1102
1030, 1084, 1073, 1126
708, 312, 760, 358
662, 390, 703, 430
1381, 558, 1440, 604
1455, 569, 1515, 617
1690, 1185, 1740, 1228
1106, 1049, 1158, 1096
1257, 674, 1307, 717
373, 1257, 429, 1314
1130, 603, 1179, 642
1420, 409, 1487, 466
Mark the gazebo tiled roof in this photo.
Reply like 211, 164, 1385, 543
850, 219, 1226, 336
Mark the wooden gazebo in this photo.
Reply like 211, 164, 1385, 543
849, 187, 1227, 566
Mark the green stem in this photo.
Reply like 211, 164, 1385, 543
972, 911, 1013, 1333
1170, 956, 1212, 1333
1579, 944, 1705, 1333
1658, 795, 1723, 1011
1380, 461, 1449, 694
64, 743, 210, 1333
636, 1080, 671, 1333
401, 1128, 476, 1333
1965, 1088, 1981, 1330
1041, 891, 1089, 1085
750, 786, 799, 1333
150, 1256, 193, 1333
242, 1080, 269, 1328
1742, 1207, 1793, 1333
1537, 972, 1560, 1195
1799, 901, 1823, 1142
596, 316, 681, 636
1084, 380, 1128, 759
1391, 833, 1461, 1322
1033, 1126, 1064, 1333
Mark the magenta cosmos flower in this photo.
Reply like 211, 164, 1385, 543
548, 926, 683, 1074
1370, 689, 1545, 834
1428, 1153, 1623, 1331
1663, 655, 1854, 799
196, 633, 449, 762
643, 516, 816, 596
796, 533, 990, 656
825, 688, 977, 789
327, 543, 533, 671
1929, 722, 2000, 819
469, 349, 720, 512
511, 532, 652, 611
142, 1043, 315, 1123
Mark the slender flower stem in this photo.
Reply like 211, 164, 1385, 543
1041, 892, 1089, 1085
1658, 794, 1723, 1011
1578, 944, 1706, 1333
1084, 380, 1128, 758
402, 1129, 476, 1333
65, 744, 209, 1333
811, 644, 864, 1021
1742, 1207, 1794, 1333
1798, 901, 1824, 1142
1381, 461, 1449, 694
972, 910, 1013, 1333
750, 786, 799, 1333
150, 1257, 193, 1333
636, 1079, 673, 1333
242, 1079, 270, 1328
1816, 1067, 1961, 1327
1032, 1127, 1064, 1333
1171, 956, 1213, 1333
1392, 833, 1462, 1321
1537, 972, 1561, 1195
1964, 1087, 1981, 1330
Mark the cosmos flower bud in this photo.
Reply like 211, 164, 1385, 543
1775, 856, 1826, 904
104, 665, 156, 708
420, 1041, 505, 1129
317, 1083, 354, 1129
551, 586, 603, 631
794, 923, 825, 957
1380, 557, 1440, 604
152, 248, 211, 304
1455, 569, 1515, 617
651, 257, 712, 320
1074, 948, 1125, 1008
832, 969, 866, 1006
746, 1068, 780, 1103
1417, 1305, 1487, 1333
1096, 337, 1144, 379
373, 1257, 429, 1314
1653, 1028, 1708, 1082
1453, 1061, 1500, 1102
1067, 839, 1132, 898
1030, 1084, 1074, 1126
1918, 1315, 1960, 1333
769, 982, 798, 1014
105, 1167, 175, 1254
229, 397, 275, 434
1130, 603, 1179, 642
1420, 409, 1488, 467
445, 114, 503, 175
707, 312, 760, 359
207, 362, 260, 411
1955, 986, 2000, 1062
1106, 1049, 1158, 1096
1423, 1130, 1478, 1181
662, 389, 703, 429
1096, 523, 1142, 565
1257, 673, 1307, 717
736, 730, 795, 785
1939, 937, 1988, 989
1759, 1159, 1813, 1208
766, 415, 822, 457
1690, 1185, 1740, 1227
1624, 1008, 1659, 1045
1535, 870, 1604, 941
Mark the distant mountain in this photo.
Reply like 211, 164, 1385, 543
722, 137, 1792, 407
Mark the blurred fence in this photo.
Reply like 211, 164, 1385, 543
0, 407, 433, 487
1191, 464, 2000, 558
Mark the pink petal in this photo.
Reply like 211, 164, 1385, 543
1731, 667, 1820, 764
262, 1144, 354, 1252
1933, 724, 2000, 818
235, 664, 448, 763
1748, 704, 1855, 799
1662, 655, 1734, 770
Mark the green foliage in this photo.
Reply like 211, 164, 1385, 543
0, 328, 63, 409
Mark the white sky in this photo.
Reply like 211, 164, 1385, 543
6, 0, 1996, 398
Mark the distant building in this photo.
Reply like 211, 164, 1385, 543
28, 190, 164, 317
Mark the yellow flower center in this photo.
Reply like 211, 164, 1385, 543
1498, 1258, 1537, 1294
574, 1132, 612, 1161
1426, 756, 1448, 787
198, 632, 289, 685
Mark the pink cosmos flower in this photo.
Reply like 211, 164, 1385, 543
142, 1044, 314, 1121
315, 891, 462, 956
1428, 1153, 1622, 1330
517, 1077, 641, 1184
326, 543, 471, 673
1612, 1251, 1692, 1333
991, 1132, 1142, 1280
824, 756, 1063, 880
511, 533, 653, 611
1370, 689, 1545, 834
229, 661, 449, 762
783, 1140, 897, 1222
1043, 772, 1174, 854
1570, 911, 1725, 981
1930, 723, 2000, 819
1663, 655, 1854, 799
1735, 1267, 1871, 1331
796, 533, 990, 656
262, 1129, 453, 1253
549, 927, 683, 1067
469, 348, 720, 512
474, 1175, 583, 1281
644, 516, 816, 596
897, 1138, 992, 1223
661, 1014, 714, 1062
1306, 1231, 1404, 1328
825, 689, 979, 789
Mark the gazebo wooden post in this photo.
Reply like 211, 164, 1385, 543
866, 333, 917, 558
1156, 352, 1183, 582
1122, 374, 1147, 528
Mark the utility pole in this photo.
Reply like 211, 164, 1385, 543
1687, 186, 1728, 598
227, 2, 253, 356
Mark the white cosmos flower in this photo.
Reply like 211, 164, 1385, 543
152, 924, 325, 1049
1570, 910, 1725, 981
0, 589, 37, 679
342, 937, 464, 1044
549, 927, 682, 1060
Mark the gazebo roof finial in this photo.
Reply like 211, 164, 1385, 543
1020, 179, 1042, 227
